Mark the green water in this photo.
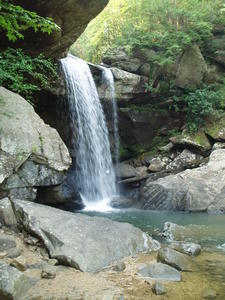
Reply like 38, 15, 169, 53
83, 209, 225, 251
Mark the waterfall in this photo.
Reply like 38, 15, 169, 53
101, 67, 120, 166
60, 54, 116, 210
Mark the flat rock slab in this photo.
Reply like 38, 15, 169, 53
12, 199, 160, 273
157, 247, 193, 272
0, 261, 37, 300
138, 262, 181, 282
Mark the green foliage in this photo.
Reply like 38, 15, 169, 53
71, 0, 225, 64
0, 0, 60, 42
0, 48, 57, 103
185, 87, 222, 132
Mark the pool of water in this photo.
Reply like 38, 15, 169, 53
82, 209, 225, 251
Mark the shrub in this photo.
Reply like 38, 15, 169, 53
0, 48, 57, 103
185, 88, 222, 132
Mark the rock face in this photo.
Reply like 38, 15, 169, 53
141, 149, 225, 213
12, 199, 160, 272
0, 87, 71, 203
175, 44, 207, 88
2, 0, 109, 58
97, 66, 148, 103
119, 109, 184, 155
102, 47, 151, 76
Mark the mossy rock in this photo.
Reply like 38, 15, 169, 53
170, 131, 211, 155
205, 116, 225, 141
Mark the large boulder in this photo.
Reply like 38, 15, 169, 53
12, 199, 160, 272
1, 0, 108, 58
0, 87, 71, 202
175, 44, 207, 88
140, 149, 225, 213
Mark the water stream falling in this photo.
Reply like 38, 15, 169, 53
101, 67, 120, 166
61, 54, 116, 211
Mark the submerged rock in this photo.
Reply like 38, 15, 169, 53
152, 282, 166, 295
157, 247, 193, 272
170, 242, 201, 257
202, 289, 217, 299
161, 222, 193, 241
12, 199, 160, 273
138, 262, 181, 282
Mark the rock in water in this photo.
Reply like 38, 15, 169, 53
138, 262, 181, 282
152, 282, 166, 295
170, 242, 201, 257
12, 199, 160, 272
157, 247, 193, 272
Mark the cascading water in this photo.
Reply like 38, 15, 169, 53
101, 67, 120, 166
60, 54, 116, 211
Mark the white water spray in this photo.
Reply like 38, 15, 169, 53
101, 67, 120, 166
61, 55, 116, 210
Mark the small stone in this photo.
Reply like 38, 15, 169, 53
152, 282, 166, 295
148, 157, 166, 172
41, 265, 56, 279
203, 289, 217, 299
7, 247, 22, 258
48, 259, 58, 266
113, 262, 126, 272
10, 256, 27, 271
0, 235, 17, 251
0, 251, 7, 258
159, 142, 174, 153
24, 236, 39, 246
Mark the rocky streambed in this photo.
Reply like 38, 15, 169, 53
1, 197, 225, 299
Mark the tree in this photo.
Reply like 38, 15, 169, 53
71, 0, 225, 64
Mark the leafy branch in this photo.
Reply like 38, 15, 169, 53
0, 0, 60, 42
